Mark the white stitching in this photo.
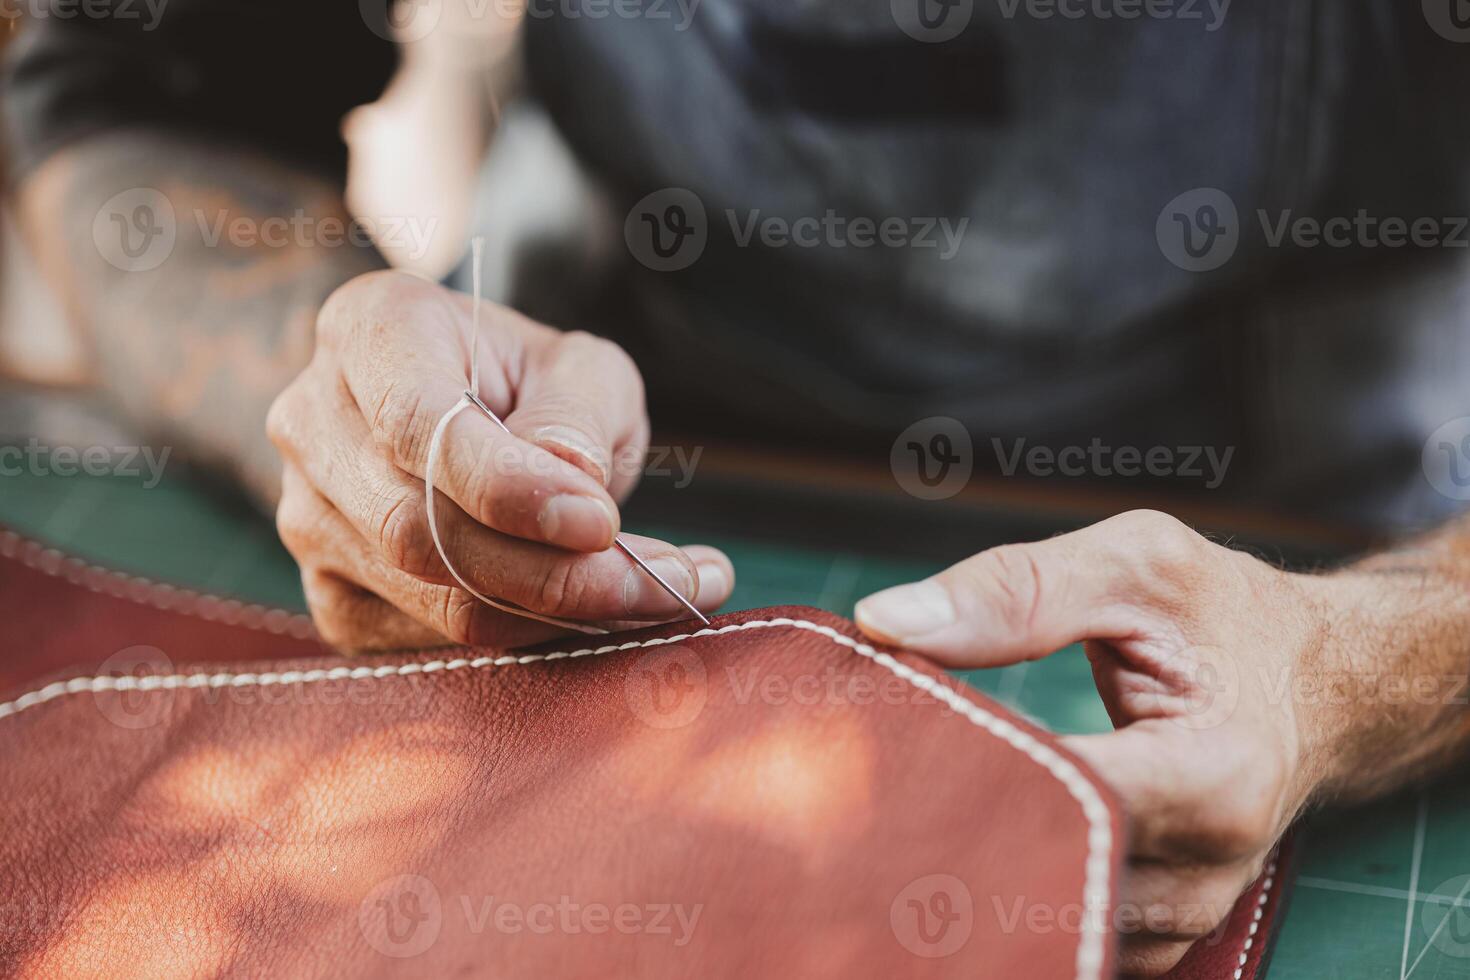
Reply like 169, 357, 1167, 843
0, 616, 1112, 980
1232, 852, 1280, 980
0, 529, 316, 639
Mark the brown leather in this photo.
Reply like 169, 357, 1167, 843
1160, 836, 1295, 980
0, 530, 1290, 978
0, 528, 326, 696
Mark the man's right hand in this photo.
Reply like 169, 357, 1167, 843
267, 270, 734, 651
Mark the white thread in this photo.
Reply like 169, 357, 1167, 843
470, 236, 483, 396
1232, 853, 1279, 980
424, 237, 607, 636
423, 396, 605, 635
0, 616, 1112, 980
0, 529, 315, 639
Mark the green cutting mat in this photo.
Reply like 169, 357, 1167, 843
2, 460, 1468, 979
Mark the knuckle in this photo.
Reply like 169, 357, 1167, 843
374, 492, 437, 578
564, 331, 644, 394
318, 269, 416, 344
530, 558, 586, 617
302, 575, 358, 649
966, 544, 1048, 633
437, 588, 481, 645
264, 386, 299, 450
275, 493, 319, 557
1115, 510, 1202, 567
315, 277, 365, 346
367, 382, 431, 467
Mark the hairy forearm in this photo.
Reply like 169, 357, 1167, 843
17, 131, 386, 506
1300, 518, 1470, 803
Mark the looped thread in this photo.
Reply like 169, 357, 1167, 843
422, 237, 607, 636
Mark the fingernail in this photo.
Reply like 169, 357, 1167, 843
540, 495, 616, 550
531, 425, 609, 485
624, 557, 695, 616
694, 562, 728, 602
855, 580, 956, 643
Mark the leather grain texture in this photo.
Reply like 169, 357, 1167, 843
0, 530, 1289, 978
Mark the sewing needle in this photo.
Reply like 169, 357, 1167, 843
462, 389, 711, 627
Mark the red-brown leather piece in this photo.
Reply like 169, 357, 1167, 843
0, 529, 325, 695
0, 531, 1294, 978
0, 593, 1123, 978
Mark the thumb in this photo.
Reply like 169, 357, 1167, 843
504, 331, 647, 491
1060, 723, 1216, 860
854, 530, 1134, 668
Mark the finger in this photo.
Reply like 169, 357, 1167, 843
274, 362, 618, 554
505, 330, 647, 490
300, 568, 447, 652
319, 274, 620, 551
280, 461, 731, 629
852, 510, 1200, 668
1117, 860, 1256, 943
1060, 724, 1278, 863
1115, 937, 1196, 979
683, 544, 736, 614
279, 464, 566, 647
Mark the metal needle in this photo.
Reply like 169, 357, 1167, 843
463, 390, 711, 627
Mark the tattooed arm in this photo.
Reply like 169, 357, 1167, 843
16, 132, 386, 506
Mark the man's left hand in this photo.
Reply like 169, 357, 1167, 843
855, 509, 1340, 976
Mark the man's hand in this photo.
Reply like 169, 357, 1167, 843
855, 510, 1346, 976
268, 270, 734, 651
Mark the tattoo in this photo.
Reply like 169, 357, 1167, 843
20, 131, 387, 506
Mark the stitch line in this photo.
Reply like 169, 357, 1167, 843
0, 530, 316, 640
0, 617, 1112, 980
1232, 853, 1279, 980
